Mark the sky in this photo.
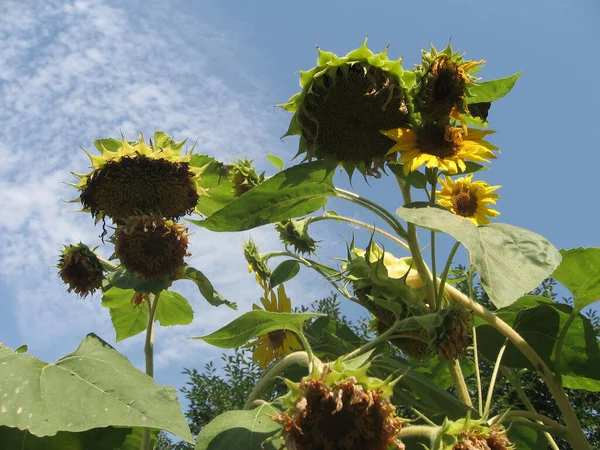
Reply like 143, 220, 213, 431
0, 0, 598, 420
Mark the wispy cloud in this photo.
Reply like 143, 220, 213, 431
0, 0, 304, 372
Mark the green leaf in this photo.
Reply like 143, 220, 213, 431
190, 155, 237, 217
507, 423, 548, 450
93, 138, 122, 153
119, 428, 158, 450
0, 426, 131, 450
388, 164, 428, 190
15, 345, 27, 353
195, 405, 282, 450
265, 154, 284, 171
190, 161, 335, 232
103, 269, 171, 294
476, 296, 600, 390
155, 290, 194, 327
102, 287, 146, 342
552, 247, 600, 310
193, 311, 323, 349
466, 72, 523, 104
0, 334, 193, 442
180, 265, 236, 309
397, 206, 561, 308
441, 161, 487, 176
269, 261, 300, 288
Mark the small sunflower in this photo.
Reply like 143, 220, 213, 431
434, 417, 514, 450
113, 216, 190, 280
415, 43, 484, 126
274, 358, 404, 450
230, 158, 265, 197
57, 243, 105, 298
279, 38, 410, 177
70, 131, 207, 224
275, 218, 317, 255
243, 238, 271, 288
437, 174, 500, 225
244, 284, 302, 369
382, 123, 498, 175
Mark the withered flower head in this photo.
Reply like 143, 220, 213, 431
70, 131, 207, 224
57, 243, 104, 298
279, 39, 410, 177
436, 306, 472, 361
113, 216, 190, 280
274, 358, 404, 450
243, 238, 271, 287
435, 417, 514, 450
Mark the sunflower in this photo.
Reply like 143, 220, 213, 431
279, 38, 410, 177
70, 131, 207, 224
245, 284, 302, 369
415, 43, 484, 127
381, 123, 499, 175
437, 174, 500, 225
57, 243, 105, 298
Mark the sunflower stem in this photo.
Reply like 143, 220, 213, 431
397, 177, 436, 309
342, 317, 402, 362
489, 410, 567, 434
307, 214, 410, 251
429, 171, 440, 311
467, 255, 484, 417
335, 188, 408, 239
142, 292, 160, 450
243, 351, 310, 410
483, 340, 507, 418
397, 425, 440, 441
447, 358, 472, 407
553, 309, 579, 387
436, 241, 461, 309
445, 284, 592, 450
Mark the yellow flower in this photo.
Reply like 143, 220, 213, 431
381, 123, 499, 175
437, 174, 500, 225
245, 284, 302, 369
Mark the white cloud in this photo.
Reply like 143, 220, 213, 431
0, 0, 297, 372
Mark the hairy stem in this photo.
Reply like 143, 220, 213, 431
436, 241, 461, 310
447, 358, 472, 407
446, 284, 591, 449
244, 352, 310, 409
483, 341, 507, 417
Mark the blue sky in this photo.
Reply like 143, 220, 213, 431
0, 0, 598, 414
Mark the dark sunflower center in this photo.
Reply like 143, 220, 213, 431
419, 56, 466, 118
452, 190, 478, 218
268, 330, 286, 348
80, 155, 198, 224
298, 64, 408, 166
417, 124, 462, 158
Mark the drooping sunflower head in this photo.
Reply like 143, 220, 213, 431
230, 158, 266, 197
274, 357, 404, 450
112, 216, 190, 280
275, 218, 317, 255
414, 43, 484, 123
437, 174, 501, 225
71, 131, 208, 224
375, 319, 431, 360
382, 124, 499, 175
434, 305, 472, 361
434, 416, 514, 450
57, 243, 105, 298
279, 38, 411, 177
244, 284, 302, 369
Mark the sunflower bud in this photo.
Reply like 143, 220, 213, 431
113, 216, 190, 280
243, 239, 271, 286
57, 243, 104, 298
279, 38, 410, 177
274, 357, 404, 450
70, 131, 208, 224
275, 218, 317, 255
230, 158, 265, 197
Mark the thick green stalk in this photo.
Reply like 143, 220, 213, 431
554, 310, 579, 387
243, 352, 310, 409
446, 285, 591, 450
141, 292, 160, 450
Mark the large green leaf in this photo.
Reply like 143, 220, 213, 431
102, 287, 146, 342
269, 260, 300, 288
180, 265, 236, 309
195, 405, 282, 450
190, 155, 237, 217
397, 205, 561, 308
552, 247, 600, 310
476, 296, 600, 391
193, 311, 322, 348
103, 269, 171, 294
102, 288, 194, 341
466, 72, 523, 104
0, 334, 193, 442
0, 426, 131, 450
190, 161, 335, 232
